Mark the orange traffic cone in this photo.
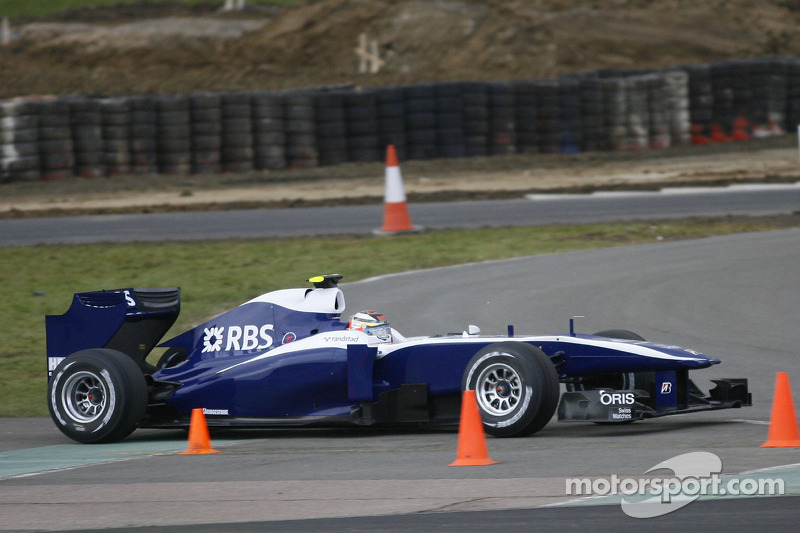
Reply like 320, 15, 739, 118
375, 145, 422, 235
179, 408, 221, 455
449, 390, 499, 466
761, 372, 800, 448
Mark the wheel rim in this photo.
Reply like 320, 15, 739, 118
476, 362, 523, 416
61, 371, 107, 423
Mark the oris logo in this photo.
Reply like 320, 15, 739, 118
202, 324, 275, 353
599, 391, 635, 405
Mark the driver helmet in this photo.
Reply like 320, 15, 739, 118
348, 310, 392, 343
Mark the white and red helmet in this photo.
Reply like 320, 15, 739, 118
348, 310, 392, 343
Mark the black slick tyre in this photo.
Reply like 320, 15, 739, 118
462, 342, 559, 437
48, 349, 147, 444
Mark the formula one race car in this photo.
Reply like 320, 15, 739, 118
46, 275, 751, 443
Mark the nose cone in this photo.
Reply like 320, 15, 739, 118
681, 356, 720, 368
631, 340, 721, 370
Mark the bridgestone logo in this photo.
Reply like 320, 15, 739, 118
202, 408, 229, 416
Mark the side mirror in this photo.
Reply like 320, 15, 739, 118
462, 325, 481, 337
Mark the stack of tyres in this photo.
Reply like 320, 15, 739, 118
602, 78, 628, 151
461, 81, 489, 157
284, 91, 317, 168
577, 77, 605, 152
488, 81, 516, 155
536, 80, 561, 154
315, 90, 348, 166
252, 91, 285, 170
709, 62, 735, 140
749, 59, 786, 134
0, 97, 39, 182
557, 77, 581, 153
435, 82, 465, 159
404, 83, 437, 160
345, 89, 381, 162
68, 96, 104, 178
785, 59, 800, 132
728, 60, 753, 131
190, 92, 222, 174
37, 98, 74, 180
648, 75, 671, 148
157, 94, 191, 175
624, 76, 651, 150
682, 63, 713, 143
664, 70, 691, 146
221, 92, 254, 173
513, 80, 539, 154
375, 86, 406, 160
738, 60, 756, 120
100, 96, 131, 176
128, 95, 158, 175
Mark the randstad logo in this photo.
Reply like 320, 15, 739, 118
202, 324, 275, 353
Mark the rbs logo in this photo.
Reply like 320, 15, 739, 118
202, 324, 274, 353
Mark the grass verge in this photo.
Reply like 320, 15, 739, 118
1, 214, 798, 417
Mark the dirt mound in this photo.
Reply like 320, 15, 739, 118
2, 0, 800, 98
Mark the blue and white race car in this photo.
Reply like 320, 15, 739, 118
46, 274, 750, 443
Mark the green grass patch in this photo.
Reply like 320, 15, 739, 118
1, 216, 798, 416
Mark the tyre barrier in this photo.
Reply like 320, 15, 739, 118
3, 56, 800, 183
462, 81, 489, 157
157, 94, 191, 175
67, 95, 104, 179
221, 91, 254, 173
100, 96, 132, 177
38, 98, 74, 181
404, 83, 437, 161
315, 90, 348, 166
1, 97, 40, 182
345, 89, 380, 163
436, 81, 466, 159
190, 92, 222, 174
129, 95, 158, 175
284, 90, 317, 169
252, 91, 285, 170
376, 85, 406, 161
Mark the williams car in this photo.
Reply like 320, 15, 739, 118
46, 274, 751, 443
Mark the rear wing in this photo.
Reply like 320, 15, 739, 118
46, 287, 180, 377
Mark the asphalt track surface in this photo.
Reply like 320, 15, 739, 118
1, 183, 800, 245
2, 228, 800, 531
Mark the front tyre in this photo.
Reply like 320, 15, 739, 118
48, 349, 148, 444
462, 342, 559, 437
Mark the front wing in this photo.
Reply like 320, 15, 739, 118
558, 377, 751, 423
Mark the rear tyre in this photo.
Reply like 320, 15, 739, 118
462, 342, 559, 437
48, 349, 148, 444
